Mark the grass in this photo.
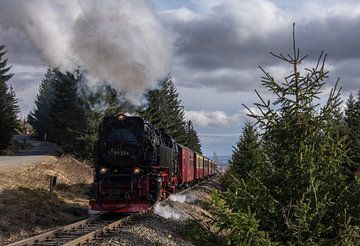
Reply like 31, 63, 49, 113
0, 156, 93, 245
0, 187, 87, 234
180, 220, 222, 246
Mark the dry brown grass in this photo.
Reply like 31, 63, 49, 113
0, 155, 93, 245
0, 155, 93, 190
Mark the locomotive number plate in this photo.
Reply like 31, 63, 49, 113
109, 148, 129, 156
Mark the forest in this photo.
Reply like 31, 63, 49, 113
1, 26, 360, 244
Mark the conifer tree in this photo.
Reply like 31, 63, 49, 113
228, 122, 262, 179
0, 45, 19, 150
185, 120, 202, 153
89, 85, 128, 117
213, 24, 359, 244
140, 75, 193, 147
28, 66, 134, 159
345, 92, 360, 174
49, 69, 87, 155
28, 67, 55, 141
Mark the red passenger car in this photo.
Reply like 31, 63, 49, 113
195, 152, 204, 180
203, 157, 209, 177
178, 145, 194, 185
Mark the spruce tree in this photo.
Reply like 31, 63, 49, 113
228, 122, 262, 179
49, 69, 87, 155
90, 84, 127, 117
213, 24, 359, 244
140, 75, 190, 146
345, 92, 360, 174
0, 45, 19, 150
28, 66, 134, 159
184, 120, 202, 153
28, 67, 55, 141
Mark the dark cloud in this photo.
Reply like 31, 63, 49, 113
0, 27, 44, 66
161, 0, 360, 93
328, 59, 360, 91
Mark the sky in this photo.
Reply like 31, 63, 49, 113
1, 0, 360, 156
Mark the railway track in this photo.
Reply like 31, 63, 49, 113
7, 177, 214, 246
7, 211, 150, 246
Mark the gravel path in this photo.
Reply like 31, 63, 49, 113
0, 135, 60, 169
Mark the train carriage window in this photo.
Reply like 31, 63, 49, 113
107, 129, 138, 145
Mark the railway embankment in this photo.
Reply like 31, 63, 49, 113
0, 156, 221, 246
101, 178, 221, 246
0, 156, 92, 245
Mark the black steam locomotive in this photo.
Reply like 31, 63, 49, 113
89, 114, 215, 213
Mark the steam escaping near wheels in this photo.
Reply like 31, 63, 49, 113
154, 202, 188, 221
154, 193, 197, 220
169, 193, 197, 204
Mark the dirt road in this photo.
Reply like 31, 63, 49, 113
0, 135, 60, 168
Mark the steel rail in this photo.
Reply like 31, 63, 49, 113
7, 216, 99, 246
62, 178, 210, 246
7, 175, 217, 246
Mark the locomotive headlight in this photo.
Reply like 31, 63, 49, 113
100, 167, 108, 174
133, 167, 141, 175
118, 113, 126, 120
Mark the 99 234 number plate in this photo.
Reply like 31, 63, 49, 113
109, 148, 129, 156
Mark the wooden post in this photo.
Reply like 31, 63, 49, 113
49, 176, 57, 196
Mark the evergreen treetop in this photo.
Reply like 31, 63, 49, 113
228, 121, 262, 179
344, 91, 360, 175
0, 45, 19, 150
28, 67, 56, 141
140, 75, 201, 151
214, 24, 359, 244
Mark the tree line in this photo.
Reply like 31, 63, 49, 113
27, 69, 201, 159
0, 44, 201, 157
211, 28, 360, 245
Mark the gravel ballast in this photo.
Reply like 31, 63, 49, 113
102, 178, 221, 246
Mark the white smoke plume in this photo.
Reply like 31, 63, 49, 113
0, 0, 171, 96
168, 193, 197, 203
154, 202, 188, 220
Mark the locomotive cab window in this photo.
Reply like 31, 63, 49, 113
107, 129, 138, 145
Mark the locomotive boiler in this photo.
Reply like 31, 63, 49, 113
89, 114, 216, 213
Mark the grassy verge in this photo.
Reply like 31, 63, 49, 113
0, 156, 93, 245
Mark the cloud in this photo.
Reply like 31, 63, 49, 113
0, 0, 171, 97
185, 110, 244, 127
161, 0, 360, 93
198, 133, 242, 138
198, 132, 241, 145
7, 64, 47, 116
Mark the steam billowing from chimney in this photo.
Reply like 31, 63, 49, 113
0, 0, 171, 96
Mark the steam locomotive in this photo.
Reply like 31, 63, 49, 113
89, 114, 216, 213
